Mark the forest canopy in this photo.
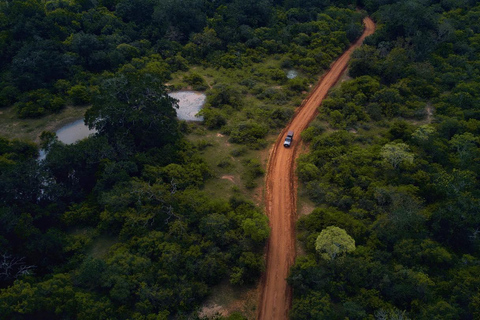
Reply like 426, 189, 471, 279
290, 1, 480, 319
2, 0, 480, 318
0, 0, 363, 318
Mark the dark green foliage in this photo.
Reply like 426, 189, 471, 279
227, 121, 269, 147
67, 84, 91, 106
241, 158, 265, 189
288, 77, 309, 92
207, 84, 243, 110
0, 132, 268, 318
269, 107, 295, 128
200, 107, 227, 129
0, 138, 40, 208
301, 121, 326, 142
115, 0, 155, 25
183, 72, 208, 90
11, 40, 71, 91
43, 135, 116, 202
0, 0, 379, 318
0, 85, 20, 108
15, 89, 66, 118
85, 72, 179, 155
290, 1, 480, 319
152, 0, 207, 41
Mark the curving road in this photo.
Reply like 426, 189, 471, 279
257, 17, 376, 320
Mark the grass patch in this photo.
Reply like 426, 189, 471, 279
0, 105, 90, 142
187, 123, 271, 203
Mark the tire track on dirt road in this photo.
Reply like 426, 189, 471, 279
257, 17, 375, 320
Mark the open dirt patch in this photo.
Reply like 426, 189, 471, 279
298, 200, 315, 216
199, 304, 227, 318
199, 281, 259, 320
221, 175, 235, 183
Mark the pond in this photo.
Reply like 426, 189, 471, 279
38, 119, 96, 160
286, 70, 298, 79
54, 92, 205, 141
168, 91, 205, 121
56, 119, 97, 145
53, 91, 206, 143
39, 92, 206, 159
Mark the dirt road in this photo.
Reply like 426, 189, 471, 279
257, 17, 375, 320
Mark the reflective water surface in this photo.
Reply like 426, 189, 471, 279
56, 119, 97, 144
286, 70, 298, 79
168, 91, 206, 121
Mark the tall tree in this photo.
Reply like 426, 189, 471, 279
315, 226, 355, 261
85, 72, 180, 157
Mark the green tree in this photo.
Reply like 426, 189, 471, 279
349, 45, 379, 78
11, 40, 70, 91
206, 84, 243, 109
186, 27, 222, 59
290, 291, 334, 320
449, 132, 479, 168
380, 143, 414, 169
68, 84, 91, 106
412, 125, 436, 144
85, 73, 179, 155
315, 226, 355, 261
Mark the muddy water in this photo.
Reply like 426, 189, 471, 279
168, 91, 205, 121
56, 119, 97, 144
38, 119, 96, 160
286, 70, 298, 79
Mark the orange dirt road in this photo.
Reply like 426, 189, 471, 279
257, 17, 375, 320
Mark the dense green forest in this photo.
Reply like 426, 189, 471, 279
290, 0, 480, 319
0, 0, 363, 318
2, 0, 479, 318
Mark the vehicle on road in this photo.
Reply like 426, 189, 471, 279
284, 131, 294, 147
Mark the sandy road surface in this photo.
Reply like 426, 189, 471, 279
257, 17, 375, 320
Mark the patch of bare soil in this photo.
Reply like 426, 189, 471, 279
221, 175, 235, 183
411, 103, 435, 126
298, 201, 315, 216
199, 304, 227, 318
199, 282, 258, 320
257, 17, 376, 320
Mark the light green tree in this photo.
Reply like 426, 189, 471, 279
411, 124, 436, 143
381, 142, 414, 168
315, 226, 355, 261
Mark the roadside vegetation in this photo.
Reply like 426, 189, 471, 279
290, 1, 480, 319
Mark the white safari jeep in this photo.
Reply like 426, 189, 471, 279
284, 131, 294, 147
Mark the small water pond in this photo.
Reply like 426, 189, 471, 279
286, 70, 298, 79
38, 119, 96, 160
53, 92, 206, 143
168, 91, 205, 121
56, 119, 97, 145
39, 92, 205, 159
